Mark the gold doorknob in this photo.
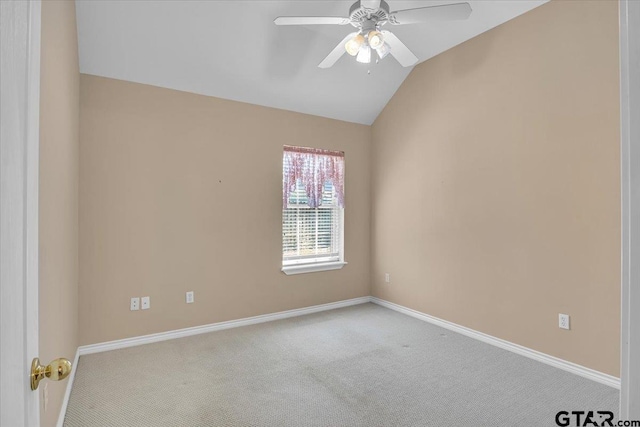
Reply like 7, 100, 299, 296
30, 357, 72, 391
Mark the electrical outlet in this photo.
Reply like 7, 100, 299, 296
130, 297, 140, 311
43, 383, 48, 412
141, 296, 150, 310
559, 313, 570, 330
384, 273, 390, 283
186, 291, 194, 304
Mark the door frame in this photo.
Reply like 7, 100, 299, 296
0, 1, 41, 426
619, 0, 640, 420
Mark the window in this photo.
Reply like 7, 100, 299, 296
282, 146, 346, 275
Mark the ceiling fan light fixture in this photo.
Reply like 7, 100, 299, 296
368, 30, 384, 49
356, 44, 372, 64
375, 42, 390, 59
345, 34, 365, 56
276, 1, 473, 69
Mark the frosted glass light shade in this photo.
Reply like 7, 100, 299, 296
375, 42, 390, 60
345, 34, 365, 56
368, 30, 384, 49
356, 45, 372, 64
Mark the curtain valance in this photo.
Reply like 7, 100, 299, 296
283, 145, 345, 208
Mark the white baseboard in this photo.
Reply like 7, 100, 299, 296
370, 297, 620, 389
78, 296, 371, 356
56, 347, 80, 427
75, 296, 621, 390
61, 293, 618, 427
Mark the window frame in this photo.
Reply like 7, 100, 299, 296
281, 148, 346, 275
282, 206, 346, 275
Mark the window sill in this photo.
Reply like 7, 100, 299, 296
281, 261, 347, 275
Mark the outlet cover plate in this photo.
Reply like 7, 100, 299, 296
130, 297, 140, 311
186, 291, 194, 304
141, 296, 150, 310
559, 313, 570, 330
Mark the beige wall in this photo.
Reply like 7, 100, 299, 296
39, 1, 80, 426
75, 0, 620, 380
371, 0, 620, 376
79, 75, 371, 345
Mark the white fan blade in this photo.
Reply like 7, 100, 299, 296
390, 2, 472, 25
274, 16, 350, 26
361, 0, 381, 9
381, 31, 418, 67
318, 32, 358, 69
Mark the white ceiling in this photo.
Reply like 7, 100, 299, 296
76, 1, 548, 125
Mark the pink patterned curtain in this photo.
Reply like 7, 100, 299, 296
283, 145, 345, 208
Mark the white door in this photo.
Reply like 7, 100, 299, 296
0, 1, 41, 426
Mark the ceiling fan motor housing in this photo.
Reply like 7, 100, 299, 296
349, 0, 390, 28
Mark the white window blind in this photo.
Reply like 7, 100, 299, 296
283, 182, 342, 265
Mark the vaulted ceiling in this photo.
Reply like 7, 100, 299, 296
76, 1, 548, 125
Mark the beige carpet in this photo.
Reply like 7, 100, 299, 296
64, 303, 618, 426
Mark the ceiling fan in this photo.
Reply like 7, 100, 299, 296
274, 0, 472, 68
